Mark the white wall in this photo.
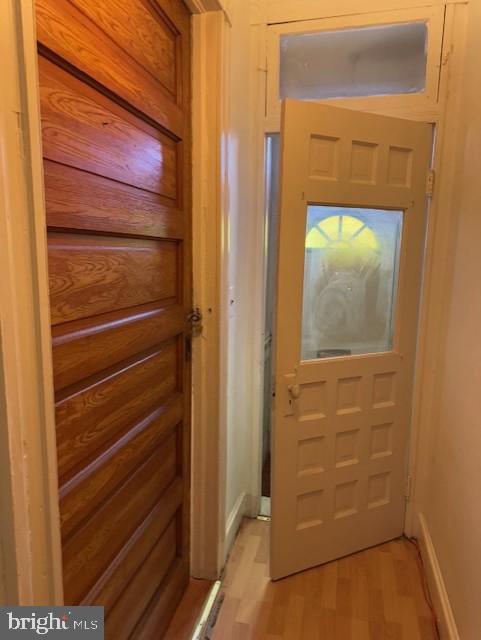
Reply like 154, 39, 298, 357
415, 1, 481, 637
224, 0, 256, 542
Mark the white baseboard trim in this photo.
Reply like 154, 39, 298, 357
224, 491, 248, 559
417, 513, 460, 640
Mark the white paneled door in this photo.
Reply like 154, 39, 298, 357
271, 101, 431, 579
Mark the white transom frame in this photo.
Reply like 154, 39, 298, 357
265, 6, 445, 130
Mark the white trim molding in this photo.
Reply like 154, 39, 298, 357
185, 0, 232, 24
405, 2, 469, 536
251, 0, 467, 26
264, 6, 445, 129
416, 514, 460, 640
191, 9, 230, 579
224, 492, 249, 560
0, 0, 63, 604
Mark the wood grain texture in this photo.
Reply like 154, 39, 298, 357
211, 519, 439, 640
105, 520, 177, 640
39, 57, 178, 198
37, 0, 192, 629
83, 478, 183, 610
70, 0, 177, 96
164, 578, 215, 640
134, 560, 189, 640
35, 0, 183, 134
59, 395, 183, 539
63, 433, 178, 603
52, 303, 184, 391
44, 160, 184, 240
56, 341, 178, 481
48, 233, 178, 325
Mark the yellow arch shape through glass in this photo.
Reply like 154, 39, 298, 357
306, 214, 379, 252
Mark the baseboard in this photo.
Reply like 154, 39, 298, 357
416, 513, 460, 640
224, 491, 248, 559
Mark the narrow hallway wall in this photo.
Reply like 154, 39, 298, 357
224, 0, 255, 545
416, 1, 481, 637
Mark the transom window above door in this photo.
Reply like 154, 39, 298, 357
265, 6, 445, 128
280, 22, 428, 102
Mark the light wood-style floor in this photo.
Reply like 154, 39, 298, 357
210, 518, 438, 640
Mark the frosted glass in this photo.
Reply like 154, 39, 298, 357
302, 206, 402, 360
280, 22, 427, 100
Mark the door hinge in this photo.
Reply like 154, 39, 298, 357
426, 170, 435, 198
404, 475, 412, 501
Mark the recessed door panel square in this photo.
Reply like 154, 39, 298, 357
370, 423, 394, 459
334, 480, 358, 519
368, 472, 391, 509
297, 490, 324, 530
309, 135, 339, 180
299, 381, 328, 419
350, 141, 378, 184
335, 429, 360, 468
298, 436, 325, 475
337, 376, 362, 415
388, 146, 413, 187
372, 372, 396, 408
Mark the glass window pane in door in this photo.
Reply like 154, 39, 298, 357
302, 206, 402, 360
280, 22, 427, 101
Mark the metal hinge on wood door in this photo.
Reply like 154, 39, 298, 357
426, 170, 435, 198
404, 475, 412, 501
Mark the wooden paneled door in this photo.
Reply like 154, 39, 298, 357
35, 1, 192, 636
272, 101, 431, 580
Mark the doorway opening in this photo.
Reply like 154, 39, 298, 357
261, 133, 280, 511
257, 7, 445, 524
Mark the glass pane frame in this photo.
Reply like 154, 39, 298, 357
266, 6, 444, 129
301, 205, 404, 362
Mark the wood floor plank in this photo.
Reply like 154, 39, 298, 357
211, 519, 439, 640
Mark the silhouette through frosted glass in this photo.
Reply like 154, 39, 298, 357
302, 206, 402, 360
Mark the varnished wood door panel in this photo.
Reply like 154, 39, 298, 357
56, 342, 178, 480
63, 433, 177, 602
39, 58, 178, 198
83, 479, 183, 608
43, 161, 184, 240
52, 304, 184, 391
36, 0, 191, 635
105, 521, 177, 639
60, 396, 183, 539
36, 0, 184, 135
48, 234, 178, 324
69, 0, 178, 97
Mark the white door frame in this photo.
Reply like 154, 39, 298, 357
0, 0, 232, 602
0, 0, 63, 604
247, 1, 469, 534
190, 5, 232, 578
